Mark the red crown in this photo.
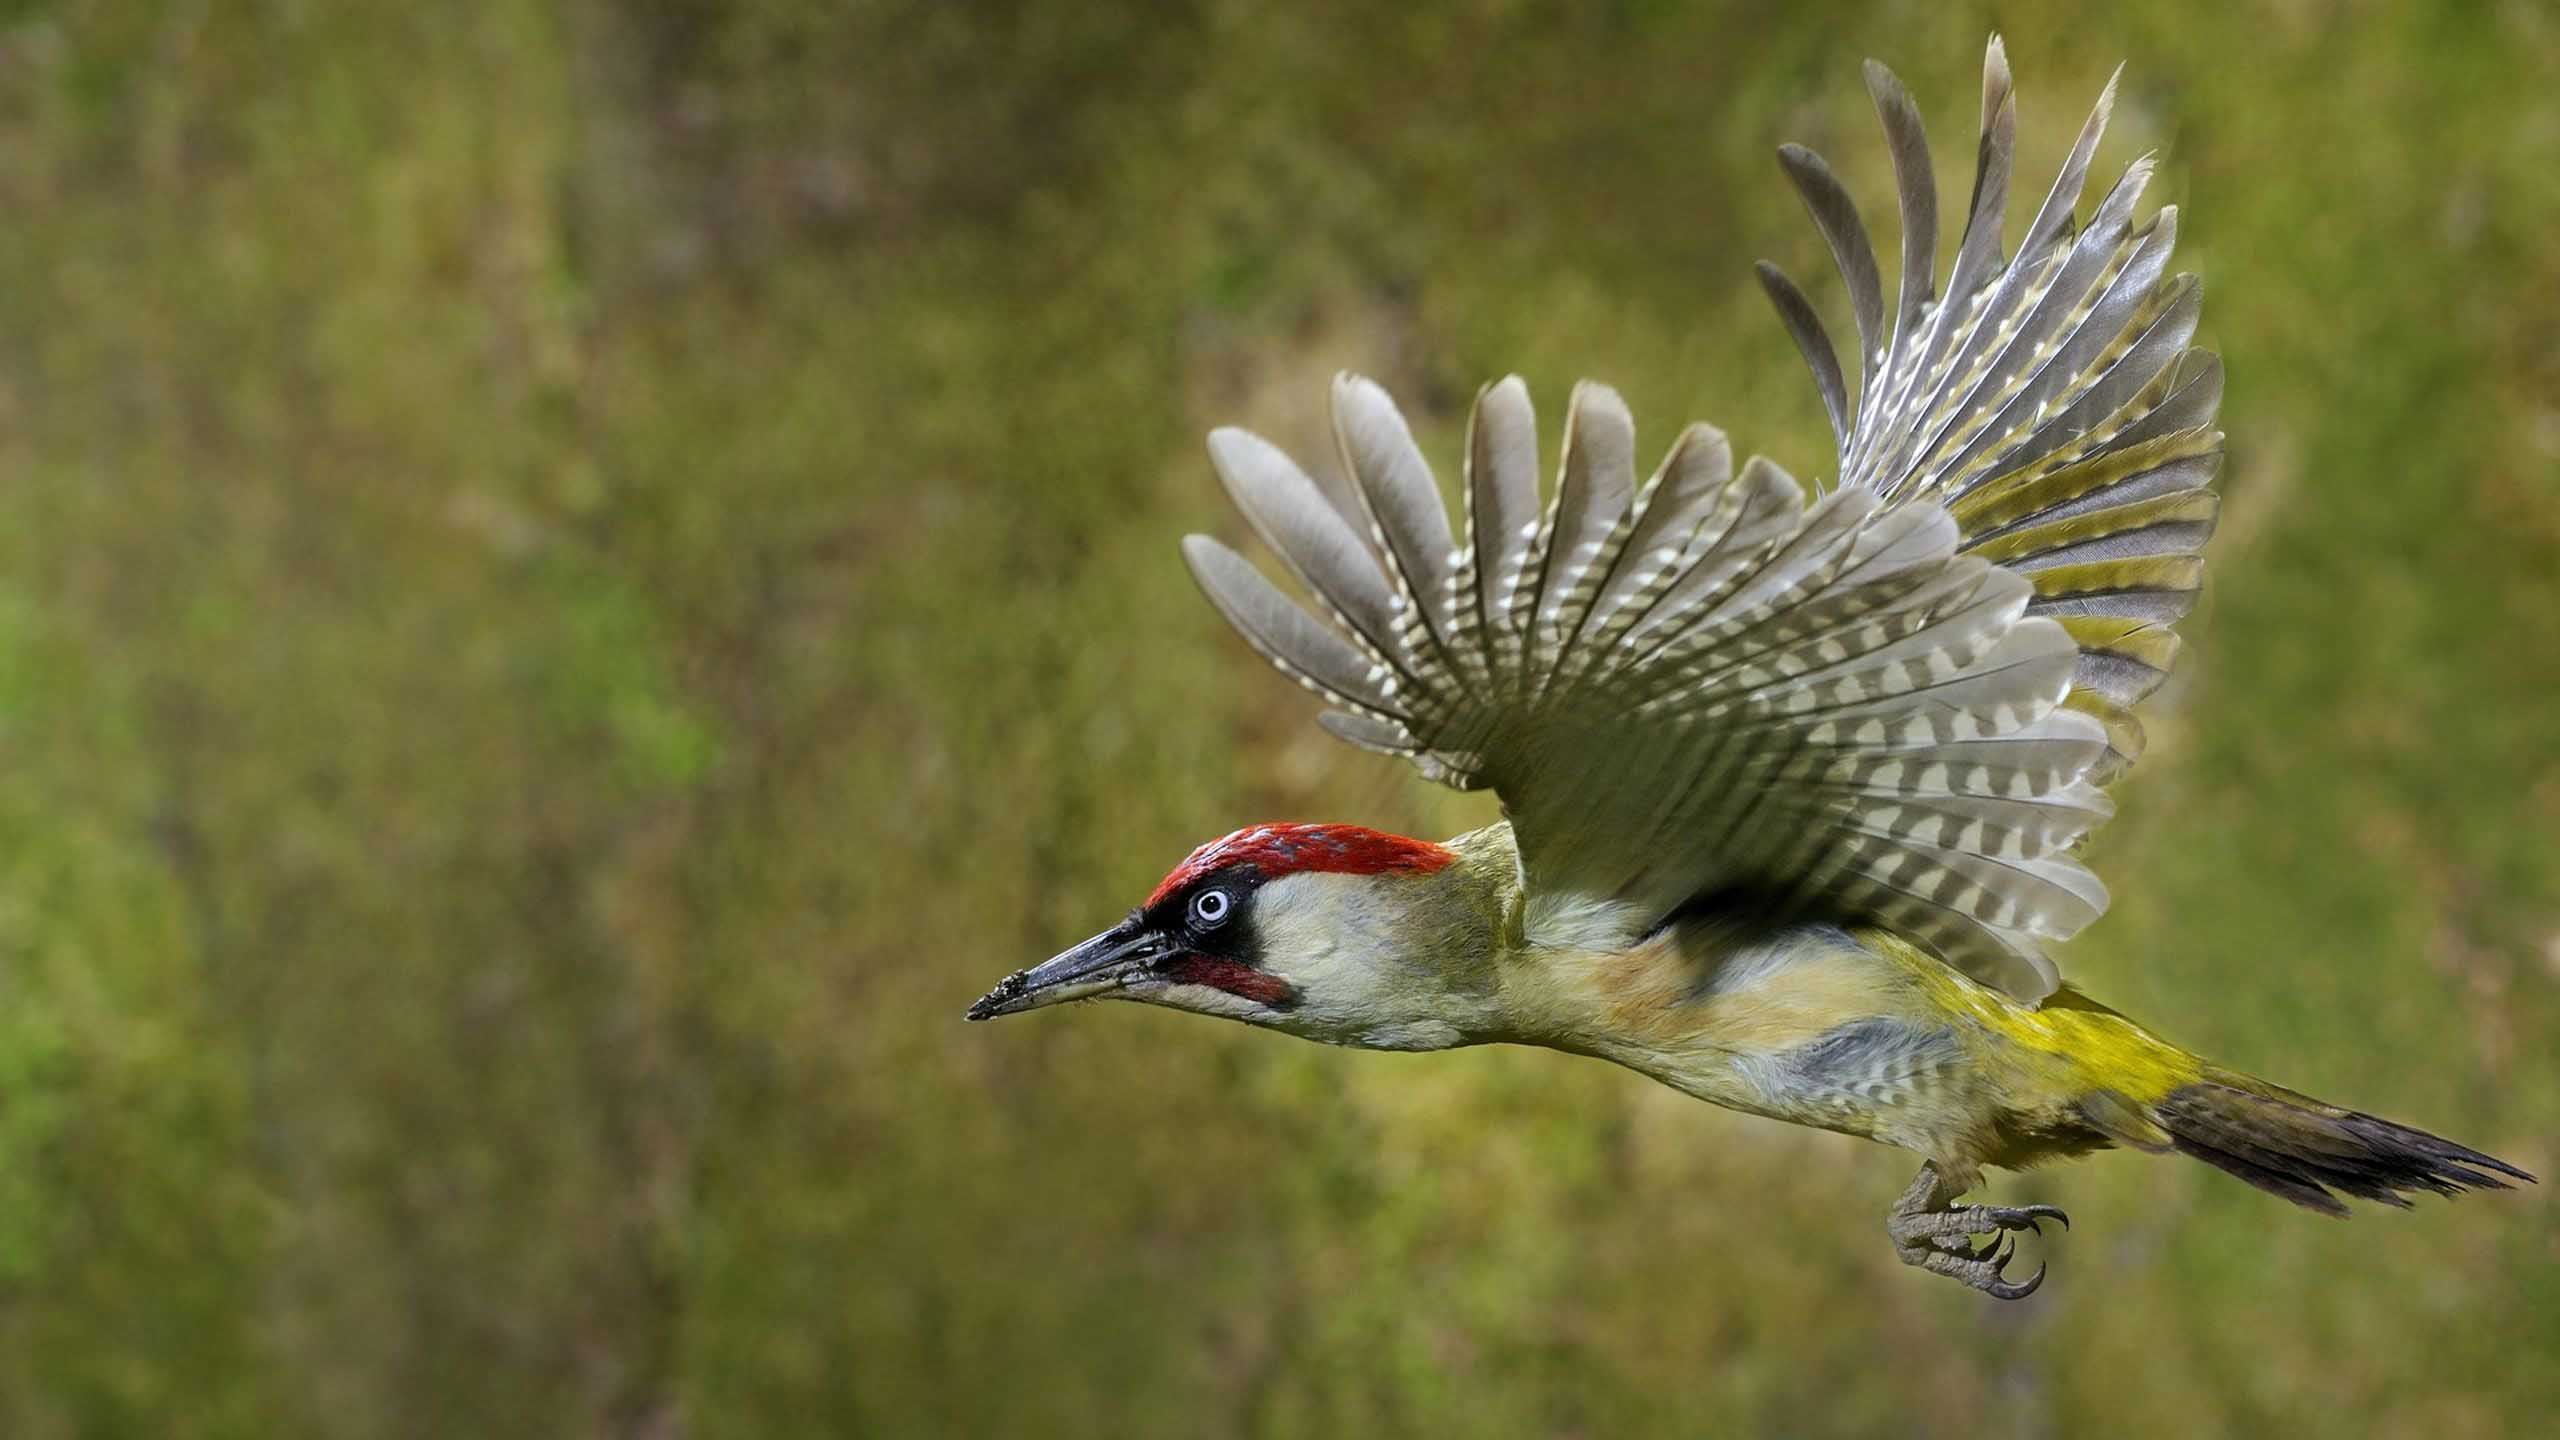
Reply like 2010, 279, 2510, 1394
1146, 823, 1455, 908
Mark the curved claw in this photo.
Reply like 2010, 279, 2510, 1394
1986, 1259, 2047, 1302
1887, 1166, 2068, 1299
2019, 1203, 2070, 1231
1977, 1203, 2067, 1234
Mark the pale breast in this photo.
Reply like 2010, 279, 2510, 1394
1566, 916, 1975, 1140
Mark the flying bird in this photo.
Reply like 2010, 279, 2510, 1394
968, 38, 2531, 1298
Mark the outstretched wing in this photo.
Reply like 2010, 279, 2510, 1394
1179, 43, 2215, 1001
1185, 373, 2109, 1001
1756, 38, 2224, 777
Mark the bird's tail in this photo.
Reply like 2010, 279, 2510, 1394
1944, 979, 2529, 1212
2105, 1065, 2534, 1216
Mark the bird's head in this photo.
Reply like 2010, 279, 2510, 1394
967, 823, 1497, 1050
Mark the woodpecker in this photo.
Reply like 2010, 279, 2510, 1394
967, 39, 2532, 1298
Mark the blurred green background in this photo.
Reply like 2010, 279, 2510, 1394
1, 0, 2555, 1435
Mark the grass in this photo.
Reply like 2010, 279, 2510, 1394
0, 1, 2554, 1434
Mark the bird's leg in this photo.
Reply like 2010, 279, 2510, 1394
1886, 1160, 2068, 1300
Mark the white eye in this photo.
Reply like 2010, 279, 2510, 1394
1189, 887, 1232, 928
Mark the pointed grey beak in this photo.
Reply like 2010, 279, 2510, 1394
966, 919, 1169, 1020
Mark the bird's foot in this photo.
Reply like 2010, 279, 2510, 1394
1886, 1161, 2067, 1301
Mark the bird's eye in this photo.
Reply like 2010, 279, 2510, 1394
1189, 887, 1233, 928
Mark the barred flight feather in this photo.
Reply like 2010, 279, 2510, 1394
1185, 374, 2110, 1000
1760, 36, 2224, 778
1178, 40, 2222, 1002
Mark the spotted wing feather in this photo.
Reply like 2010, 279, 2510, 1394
1186, 375, 2110, 1000
1761, 38, 2224, 775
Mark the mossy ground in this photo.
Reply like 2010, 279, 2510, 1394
0, 2, 2554, 1434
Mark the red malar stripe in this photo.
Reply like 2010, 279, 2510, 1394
1165, 956, 1298, 1007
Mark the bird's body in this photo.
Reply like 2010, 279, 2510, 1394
1260, 820, 2158, 1159
1168, 819, 2259, 1189
970, 38, 2531, 1297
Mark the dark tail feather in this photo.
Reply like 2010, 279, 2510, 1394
2153, 1076, 2535, 1217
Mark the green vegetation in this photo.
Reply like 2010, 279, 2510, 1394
0, 1, 2553, 1434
